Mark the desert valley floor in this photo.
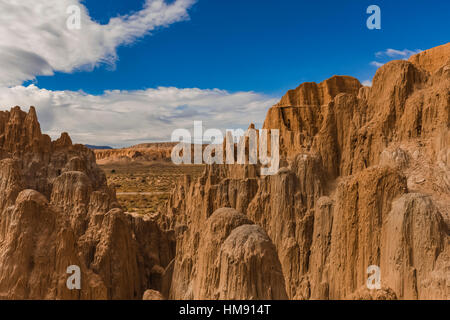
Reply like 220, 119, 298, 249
100, 162, 204, 216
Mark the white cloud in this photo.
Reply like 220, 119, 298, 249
361, 80, 372, 87
0, 85, 278, 147
370, 61, 384, 68
375, 48, 422, 59
0, 0, 195, 86
0, 0, 278, 148
370, 48, 423, 69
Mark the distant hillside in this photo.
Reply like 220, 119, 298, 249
94, 142, 177, 164
85, 144, 113, 150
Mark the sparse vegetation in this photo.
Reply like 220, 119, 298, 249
100, 162, 204, 215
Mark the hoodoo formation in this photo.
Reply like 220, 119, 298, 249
0, 106, 174, 299
0, 43, 448, 299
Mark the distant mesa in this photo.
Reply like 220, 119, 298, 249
85, 144, 113, 150
94, 142, 177, 164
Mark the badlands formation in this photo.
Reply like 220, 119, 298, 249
0, 43, 448, 299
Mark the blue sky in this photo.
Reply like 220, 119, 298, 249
0, 0, 448, 146
34, 0, 450, 95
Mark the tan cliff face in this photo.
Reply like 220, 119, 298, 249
167, 43, 449, 300
0, 43, 448, 300
0, 107, 174, 299
408, 43, 450, 74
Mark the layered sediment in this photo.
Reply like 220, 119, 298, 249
167, 43, 450, 300
0, 107, 174, 299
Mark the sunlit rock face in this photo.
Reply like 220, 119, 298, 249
0, 106, 174, 299
167, 43, 449, 300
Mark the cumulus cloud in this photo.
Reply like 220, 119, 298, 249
375, 48, 422, 59
0, 0, 278, 148
369, 48, 423, 70
0, 85, 278, 147
0, 0, 195, 86
370, 61, 384, 68
361, 80, 372, 87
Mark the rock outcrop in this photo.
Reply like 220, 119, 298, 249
166, 43, 449, 300
170, 207, 287, 300
0, 107, 174, 299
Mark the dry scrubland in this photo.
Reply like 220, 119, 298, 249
100, 162, 204, 215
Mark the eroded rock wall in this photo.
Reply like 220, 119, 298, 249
167, 43, 450, 300
0, 107, 174, 299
